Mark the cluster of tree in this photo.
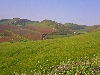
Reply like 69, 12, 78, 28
0, 19, 9, 22
55, 24, 74, 35
0, 33, 9, 36
12, 20, 27, 26
12, 21, 25, 26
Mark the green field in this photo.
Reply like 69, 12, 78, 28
0, 31, 100, 75
47, 34, 72, 39
26, 20, 57, 28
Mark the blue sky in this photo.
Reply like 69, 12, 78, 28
0, 0, 100, 25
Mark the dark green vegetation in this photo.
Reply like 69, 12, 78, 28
0, 31, 100, 74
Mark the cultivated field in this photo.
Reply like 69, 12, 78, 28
0, 24, 57, 42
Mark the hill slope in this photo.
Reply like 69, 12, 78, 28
26, 20, 58, 28
0, 18, 76, 36
0, 31, 100, 74
0, 24, 57, 42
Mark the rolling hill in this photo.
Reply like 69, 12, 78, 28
0, 18, 75, 42
0, 31, 100, 74
0, 18, 100, 43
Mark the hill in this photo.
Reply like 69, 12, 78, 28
0, 24, 58, 42
84, 25, 100, 32
0, 31, 100, 74
63, 23, 86, 30
26, 19, 58, 28
0, 18, 76, 42
1, 18, 100, 42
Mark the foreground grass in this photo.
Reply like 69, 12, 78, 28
0, 31, 100, 74
14, 53, 100, 75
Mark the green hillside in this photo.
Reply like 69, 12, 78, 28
0, 19, 73, 35
63, 23, 86, 30
26, 20, 57, 28
0, 31, 100, 74
28, 20, 74, 35
0, 19, 58, 28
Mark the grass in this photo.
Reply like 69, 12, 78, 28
26, 20, 57, 28
0, 31, 100, 74
47, 34, 72, 39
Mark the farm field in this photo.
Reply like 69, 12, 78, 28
0, 24, 57, 42
0, 31, 100, 75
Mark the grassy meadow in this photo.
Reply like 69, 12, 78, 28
0, 31, 100, 75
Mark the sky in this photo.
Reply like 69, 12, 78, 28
0, 0, 100, 26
